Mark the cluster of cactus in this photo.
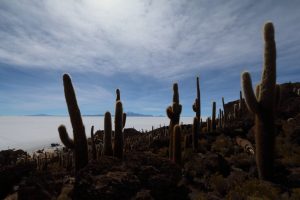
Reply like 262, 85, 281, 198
242, 22, 280, 180
58, 74, 88, 173
166, 83, 182, 163
57, 74, 128, 174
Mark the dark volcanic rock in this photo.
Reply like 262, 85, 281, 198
74, 152, 189, 200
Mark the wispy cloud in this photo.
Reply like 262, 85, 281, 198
1, 0, 299, 80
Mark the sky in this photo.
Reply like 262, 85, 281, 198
0, 0, 300, 117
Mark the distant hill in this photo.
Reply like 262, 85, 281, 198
29, 111, 153, 117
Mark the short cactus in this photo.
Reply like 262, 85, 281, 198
58, 74, 88, 172
103, 111, 113, 156
241, 22, 280, 180
166, 83, 182, 159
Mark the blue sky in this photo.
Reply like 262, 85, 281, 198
0, 0, 300, 117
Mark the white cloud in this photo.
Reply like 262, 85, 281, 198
0, 0, 299, 80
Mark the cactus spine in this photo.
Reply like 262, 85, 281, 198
241, 22, 279, 180
192, 77, 201, 151
58, 74, 88, 172
114, 89, 126, 159
166, 83, 182, 159
103, 111, 113, 156
173, 125, 181, 164
211, 101, 216, 131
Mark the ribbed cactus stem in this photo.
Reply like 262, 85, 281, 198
241, 22, 278, 181
103, 112, 113, 156
211, 101, 216, 131
114, 101, 124, 159
90, 126, 96, 160
166, 83, 182, 159
173, 125, 181, 165
58, 74, 88, 172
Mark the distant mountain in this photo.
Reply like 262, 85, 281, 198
28, 112, 153, 117
126, 112, 153, 117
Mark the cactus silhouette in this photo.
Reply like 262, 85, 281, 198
103, 111, 113, 156
211, 101, 216, 131
173, 124, 181, 165
166, 83, 182, 159
90, 126, 96, 160
114, 100, 126, 159
241, 22, 279, 180
192, 77, 201, 151
58, 74, 88, 172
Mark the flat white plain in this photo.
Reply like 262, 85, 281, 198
0, 116, 193, 152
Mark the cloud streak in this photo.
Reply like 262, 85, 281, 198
1, 0, 299, 80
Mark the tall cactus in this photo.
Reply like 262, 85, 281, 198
192, 77, 201, 151
241, 22, 279, 180
58, 74, 88, 172
103, 112, 113, 156
211, 101, 216, 131
166, 83, 182, 159
173, 124, 181, 165
113, 89, 126, 159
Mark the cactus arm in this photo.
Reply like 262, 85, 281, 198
58, 125, 74, 149
242, 72, 259, 114
166, 106, 173, 119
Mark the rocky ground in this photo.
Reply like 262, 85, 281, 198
1, 82, 300, 200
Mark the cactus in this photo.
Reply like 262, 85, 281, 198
90, 126, 97, 160
211, 101, 216, 131
241, 22, 279, 180
173, 124, 181, 164
192, 117, 199, 151
206, 117, 211, 133
218, 108, 222, 128
166, 83, 182, 159
103, 112, 113, 156
192, 77, 201, 151
114, 101, 126, 159
192, 77, 201, 121
222, 97, 227, 125
58, 74, 88, 172
116, 88, 120, 101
